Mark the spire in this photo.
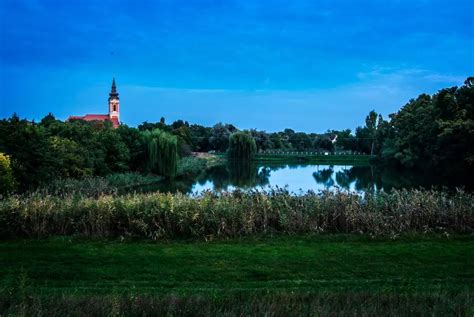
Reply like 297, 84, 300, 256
109, 77, 119, 100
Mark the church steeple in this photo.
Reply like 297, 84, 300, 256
109, 77, 119, 100
108, 78, 120, 126
68, 78, 121, 128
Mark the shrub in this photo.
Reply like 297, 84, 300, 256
0, 153, 16, 197
177, 156, 207, 178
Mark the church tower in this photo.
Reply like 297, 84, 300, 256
108, 78, 120, 124
68, 78, 121, 128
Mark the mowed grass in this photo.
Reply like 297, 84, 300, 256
1, 235, 473, 295
0, 235, 473, 315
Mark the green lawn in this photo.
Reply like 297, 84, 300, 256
254, 154, 372, 165
1, 235, 473, 316
215, 153, 373, 165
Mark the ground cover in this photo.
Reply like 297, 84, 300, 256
0, 234, 473, 315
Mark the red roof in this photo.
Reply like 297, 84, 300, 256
82, 114, 110, 121
68, 114, 120, 128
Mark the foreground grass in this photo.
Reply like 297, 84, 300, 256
0, 235, 473, 315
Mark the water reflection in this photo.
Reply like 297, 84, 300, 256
334, 166, 378, 192
130, 162, 471, 195
312, 167, 335, 189
195, 161, 271, 192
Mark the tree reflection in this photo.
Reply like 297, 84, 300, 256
332, 165, 451, 192
135, 161, 471, 195
201, 161, 271, 191
312, 166, 335, 188
334, 168, 355, 190
335, 166, 376, 191
227, 160, 270, 188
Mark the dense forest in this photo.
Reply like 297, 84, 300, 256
0, 78, 473, 194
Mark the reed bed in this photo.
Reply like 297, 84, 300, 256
0, 188, 472, 239
33, 173, 163, 197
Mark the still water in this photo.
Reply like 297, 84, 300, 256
138, 162, 465, 195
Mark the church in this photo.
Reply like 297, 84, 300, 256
68, 78, 121, 128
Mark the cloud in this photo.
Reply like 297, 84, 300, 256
357, 67, 467, 86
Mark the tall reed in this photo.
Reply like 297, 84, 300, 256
0, 188, 472, 239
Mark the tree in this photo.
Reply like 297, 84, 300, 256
249, 129, 272, 151
95, 129, 131, 174
314, 136, 334, 152
0, 152, 16, 196
365, 110, 380, 155
380, 95, 436, 167
172, 125, 193, 156
269, 133, 283, 149
141, 129, 178, 178
189, 124, 212, 152
328, 129, 356, 152
228, 132, 257, 160
117, 125, 146, 171
138, 121, 168, 132
378, 78, 474, 174
40, 113, 59, 127
289, 132, 312, 151
465, 77, 474, 88
209, 123, 232, 152
48, 136, 92, 178
355, 110, 383, 155
0, 115, 56, 188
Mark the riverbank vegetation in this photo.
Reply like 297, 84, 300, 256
254, 153, 372, 165
1, 188, 472, 239
32, 173, 163, 197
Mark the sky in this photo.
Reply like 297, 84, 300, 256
0, 0, 473, 132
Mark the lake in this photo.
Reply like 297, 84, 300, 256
136, 162, 468, 195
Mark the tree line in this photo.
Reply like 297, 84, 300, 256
370, 77, 474, 175
0, 116, 179, 193
0, 77, 472, 194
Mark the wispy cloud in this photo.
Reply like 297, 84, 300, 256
357, 66, 467, 86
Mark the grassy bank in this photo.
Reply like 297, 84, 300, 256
0, 235, 473, 316
1, 189, 472, 239
254, 154, 372, 165
177, 154, 224, 178
214, 153, 372, 165
29, 156, 223, 197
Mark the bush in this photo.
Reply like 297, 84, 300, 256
177, 156, 207, 178
0, 153, 16, 197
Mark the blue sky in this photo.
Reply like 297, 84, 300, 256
0, 0, 473, 132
